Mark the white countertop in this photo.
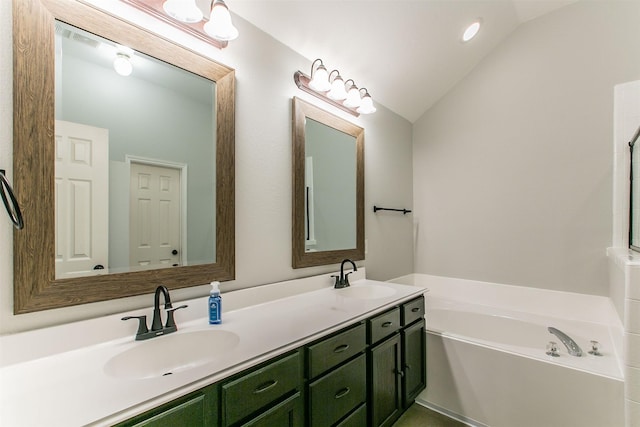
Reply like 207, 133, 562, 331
0, 279, 425, 426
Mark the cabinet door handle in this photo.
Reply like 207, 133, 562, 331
253, 379, 278, 394
395, 369, 405, 378
381, 321, 393, 328
411, 307, 421, 313
333, 344, 350, 353
334, 387, 351, 399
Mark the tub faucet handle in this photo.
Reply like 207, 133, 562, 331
588, 340, 602, 356
546, 341, 560, 357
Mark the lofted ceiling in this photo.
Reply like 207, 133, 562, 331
231, 0, 577, 123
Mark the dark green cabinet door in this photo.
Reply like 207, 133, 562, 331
402, 320, 426, 408
369, 334, 402, 427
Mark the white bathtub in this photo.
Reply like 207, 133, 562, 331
390, 274, 625, 427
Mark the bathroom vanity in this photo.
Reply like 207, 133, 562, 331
0, 278, 426, 426
116, 295, 425, 427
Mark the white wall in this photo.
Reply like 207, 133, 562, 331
413, 1, 640, 296
0, 0, 414, 333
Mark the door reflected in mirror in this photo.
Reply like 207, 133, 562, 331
54, 21, 216, 279
292, 97, 364, 268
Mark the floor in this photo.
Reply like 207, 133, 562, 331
392, 404, 466, 427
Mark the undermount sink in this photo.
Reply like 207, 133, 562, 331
104, 330, 239, 379
335, 284, 397, 300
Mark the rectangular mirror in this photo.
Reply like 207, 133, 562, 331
292, 97, 364, 268
13, 0, 235, 313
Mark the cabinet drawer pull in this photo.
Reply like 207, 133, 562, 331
381, 321, 393, 328
334, 387, 351, 399
333, 344, 350, 353
253, 379, 278, 394
411, 307, 421, 313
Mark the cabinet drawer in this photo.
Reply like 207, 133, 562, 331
307, 322, 366, 379
368, 307, 400, 344
222, 352, 301, 426
241, 392, 302, 427
309, 354, 366, 427
119, 393, 206, 427
335, 403, 367, 427
401, 296, 425, 326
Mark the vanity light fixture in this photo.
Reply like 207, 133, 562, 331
462, 19, 481, 42
294, 59, 376, 116
151, 0, 239, 43
162, 0, 203, 23
203, 0, 239, 41
113, 52, 133, 76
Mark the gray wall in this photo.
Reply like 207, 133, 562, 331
412, 1, 640, 295
0, 1, 414, 333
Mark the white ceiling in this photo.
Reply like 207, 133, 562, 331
231, 0, 577, 122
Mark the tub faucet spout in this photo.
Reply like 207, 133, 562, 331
548, 327, 583, 357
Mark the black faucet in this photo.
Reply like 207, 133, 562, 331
122, 285, 187, 341
152, 285, 173, 331
333, 259, 357, 289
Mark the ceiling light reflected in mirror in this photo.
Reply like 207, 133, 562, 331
462, 19, 481, 42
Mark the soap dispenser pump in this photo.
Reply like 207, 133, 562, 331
209, 281, 222, 325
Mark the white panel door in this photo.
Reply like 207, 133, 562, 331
130, 163, 181, 268
55, 120, 109, 278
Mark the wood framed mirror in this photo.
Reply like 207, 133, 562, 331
13, 0, 235, 313
292, 97, 364, 268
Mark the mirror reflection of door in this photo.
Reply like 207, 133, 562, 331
129, 163, 182, 268
54, 120, 109, 278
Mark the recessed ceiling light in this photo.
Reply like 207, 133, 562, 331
462, 20, 481, 42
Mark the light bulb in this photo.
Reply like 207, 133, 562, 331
357, 92, 376, 114
327, 75, 348, 101
113, 53, 132, 76
343, 84, 361, 108
204, 0, 239, 41
309, 64, 331, 92
163, 0, 203, 23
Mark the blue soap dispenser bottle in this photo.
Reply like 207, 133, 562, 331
209, 281, 222, 324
